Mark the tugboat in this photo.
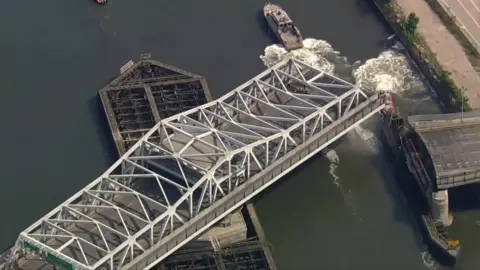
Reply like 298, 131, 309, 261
96, 0, 107, 4
263, 3, 303, 51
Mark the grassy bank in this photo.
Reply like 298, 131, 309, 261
378, 0, 471, 111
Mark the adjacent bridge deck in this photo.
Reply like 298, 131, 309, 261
7, 58, 388, 270
409, 111, 480, 189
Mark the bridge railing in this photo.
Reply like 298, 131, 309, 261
124, 95, 386, 269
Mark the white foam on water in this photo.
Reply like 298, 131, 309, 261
260, 38, 338, 73
353, 50, 423, 94
260, 38, 352, 187
421, 250, 437, 269
351, 50, 425, 152
324, 149, 360, 218
324, 149, 341, 187
351, 125, 381, 153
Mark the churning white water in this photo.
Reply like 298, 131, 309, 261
324, 148, 360, 219
259, 38, 426, 151
260, 39, 336, 73
354, 50, 425, 93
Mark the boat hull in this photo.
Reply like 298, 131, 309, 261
263, 4, 303, 51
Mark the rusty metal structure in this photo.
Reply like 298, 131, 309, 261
99, 54, 212, 154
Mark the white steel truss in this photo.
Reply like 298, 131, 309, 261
11, 58, 388, 270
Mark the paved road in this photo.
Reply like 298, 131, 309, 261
442, 0, 480, 49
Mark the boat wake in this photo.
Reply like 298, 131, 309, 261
324, 148, 360, 219
260, 38, 346, 74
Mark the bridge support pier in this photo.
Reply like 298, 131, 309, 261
431, 190, 453, 226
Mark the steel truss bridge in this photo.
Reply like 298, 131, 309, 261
7, 58, 389, 270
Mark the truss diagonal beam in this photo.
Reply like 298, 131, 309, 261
13, 57, 388, 270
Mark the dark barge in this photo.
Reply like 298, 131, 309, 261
99, 54, 212, 154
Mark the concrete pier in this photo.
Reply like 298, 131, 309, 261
431, 190, 453, 227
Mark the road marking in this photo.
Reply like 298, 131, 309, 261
453, 0, 480, 28
440, 0, 480, 48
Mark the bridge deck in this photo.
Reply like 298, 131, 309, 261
409, 111, 480, 189
9, 58, 387, 270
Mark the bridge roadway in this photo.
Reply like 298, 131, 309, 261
6, 58, 388, 270
408, 111, 480, 189
439, 0, 480, 51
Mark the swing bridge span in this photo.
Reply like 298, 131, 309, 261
5, 58, 390, 270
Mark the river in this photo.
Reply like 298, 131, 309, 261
0, 0, 479, 269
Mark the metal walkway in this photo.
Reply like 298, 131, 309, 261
7, 58, 389, 270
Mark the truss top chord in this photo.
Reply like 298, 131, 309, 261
12, 58, 387, 270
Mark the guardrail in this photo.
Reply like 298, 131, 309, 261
408, 111, 480, 132
125, 96, 386, 270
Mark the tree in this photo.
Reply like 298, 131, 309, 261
405, 12, 419, 34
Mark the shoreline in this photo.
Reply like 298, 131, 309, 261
370, 0, 466, 263
424, 0, 480, 71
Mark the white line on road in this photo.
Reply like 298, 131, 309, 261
439, 0, 480, 48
